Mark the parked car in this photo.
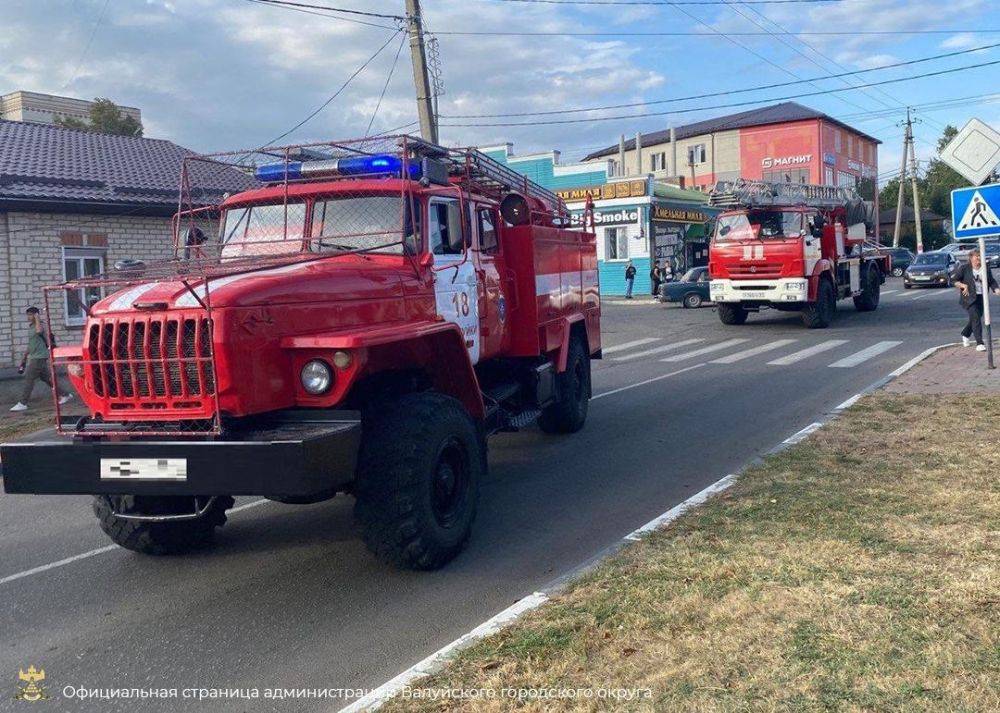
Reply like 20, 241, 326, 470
903, 251, 956, 288
886, 247, 915, 277
944, 241, 999, 268
660, 266, 711, 307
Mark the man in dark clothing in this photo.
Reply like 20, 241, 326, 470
624, 260, 636, 299
10, 307, 72, 412
650, 262, 662, 298
954, 250, 1000, 352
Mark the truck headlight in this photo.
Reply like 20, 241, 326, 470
301, 360, 333, 395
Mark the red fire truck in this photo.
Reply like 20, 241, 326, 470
707, 180, 890, 328
0, 136, 601, 570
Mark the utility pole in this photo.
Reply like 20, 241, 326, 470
405, 0, 437, 143
907, 115, 924, 254
892, 112, 909, 248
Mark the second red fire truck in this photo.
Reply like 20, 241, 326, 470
708, 180, 890, 328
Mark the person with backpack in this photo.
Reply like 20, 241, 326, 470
9, 306, 72, 412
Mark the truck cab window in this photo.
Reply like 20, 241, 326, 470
429, 199, 464, 256
477, 208, 499, 254
221, 202, 306, 259
311, 195, 416, 255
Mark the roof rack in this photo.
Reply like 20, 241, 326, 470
710, 179, 860, 210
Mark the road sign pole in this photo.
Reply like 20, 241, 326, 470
979, 237, 995, 369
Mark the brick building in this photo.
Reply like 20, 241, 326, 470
0, 120, 250, 369
583, 102, 880, 192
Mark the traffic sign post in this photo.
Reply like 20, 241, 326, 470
952, 184, 1000, 369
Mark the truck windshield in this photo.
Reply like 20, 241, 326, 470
716, 210, 802, 241
220, 202, 306, 259
311, 195, 418, 255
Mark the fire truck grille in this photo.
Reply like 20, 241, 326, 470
88, 317, 215, 399
728, 263, 784, 279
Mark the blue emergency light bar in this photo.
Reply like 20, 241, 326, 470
254, 155, 421, 183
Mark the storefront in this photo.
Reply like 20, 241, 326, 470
561, 178, 716, 296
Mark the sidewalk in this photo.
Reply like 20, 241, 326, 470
885, 341, 1000, 394
377, 346, 1000, 712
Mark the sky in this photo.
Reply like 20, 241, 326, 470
1, 0, 999, 185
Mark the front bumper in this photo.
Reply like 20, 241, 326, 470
0, 411, 361, 497
710, 278, 808, 304
904, 273, 949, 287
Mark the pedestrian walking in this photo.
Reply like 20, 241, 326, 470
650, 261, 662, 298
9, 307, 72, 412
954, 250, 1000, 352
624, 260, 636, 299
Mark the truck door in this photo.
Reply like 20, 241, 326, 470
471, 204, 507, 359
429, 197, 480, 364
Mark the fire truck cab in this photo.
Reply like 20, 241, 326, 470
0, 136, 601, 570
707, 180, 889, 328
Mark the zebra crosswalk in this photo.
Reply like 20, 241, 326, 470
602, 336, 905, 370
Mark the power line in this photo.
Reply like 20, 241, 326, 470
432, 29, 1000, 36
479, 0, 844, 4
62, 0, 112, 90
244, 0, 399, 29
248, 0, 405, 21
440, 57, 1000, 126
442, 42, 1000, 118
365, 32, 408, 137
260, 29, 405, 147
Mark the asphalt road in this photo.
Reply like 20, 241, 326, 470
0, 278, 972, 712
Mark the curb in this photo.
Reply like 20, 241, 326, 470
335, 342, 952, 711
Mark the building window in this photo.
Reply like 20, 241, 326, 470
848, 135, 854, 158
687, 144, 706, 165
650, 152, 667, 172
608, 159, 621, 177
834, 130, 842, 153
837, 171, 857, 188
605, 227, 628, 261
63, 247, 105, 327
824, 166, 835, 186
764, 168, 810, 184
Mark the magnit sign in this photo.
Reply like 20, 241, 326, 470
761, 154, 812, 169
592, 208, 640, 226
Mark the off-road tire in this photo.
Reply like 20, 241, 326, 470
354, 392, 483, 570
891, 266, 904, 277
853, 265, 881, 312
802, 278, 836, 328
718, 303, 748, 325
93, 495, 235, 555
683, 293, 703, 309
538, 335, 591, 434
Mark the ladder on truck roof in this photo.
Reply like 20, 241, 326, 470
710, 178, 860, 210
401, 135, 567, 215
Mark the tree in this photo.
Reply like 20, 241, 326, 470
55, 98, 143, 137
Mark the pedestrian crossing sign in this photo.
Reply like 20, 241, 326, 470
952, 183, 1000, 240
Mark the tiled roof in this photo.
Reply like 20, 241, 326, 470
583, 102, 881, 161
0, 119, 254, 212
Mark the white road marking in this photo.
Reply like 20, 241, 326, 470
612, 339, 704, 362
881, 290, 899, 295
0, 499, 269, 588
767, 340, 848, 366
828, 341, 902, 368
601, 337, 661, 355
339, 592, 551, 713
835, 393, 863, 410
624, 474, 737, 542
709, 339, 797, 364
660, 339, 749, 362
910, 289, 949, 300
591, 363, 706, 400
782, 422, 823, 445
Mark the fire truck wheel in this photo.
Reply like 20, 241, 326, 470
538, 335, 591, 434
717, 304, 748, 325
802, 278, 836, 329
853, 266, 881, 312
354, 393, 483, 570
92, 495, 235, 555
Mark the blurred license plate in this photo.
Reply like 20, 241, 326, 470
101, 458, 187, 481
915, 276, 930, 280
743, 291, 767, 299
